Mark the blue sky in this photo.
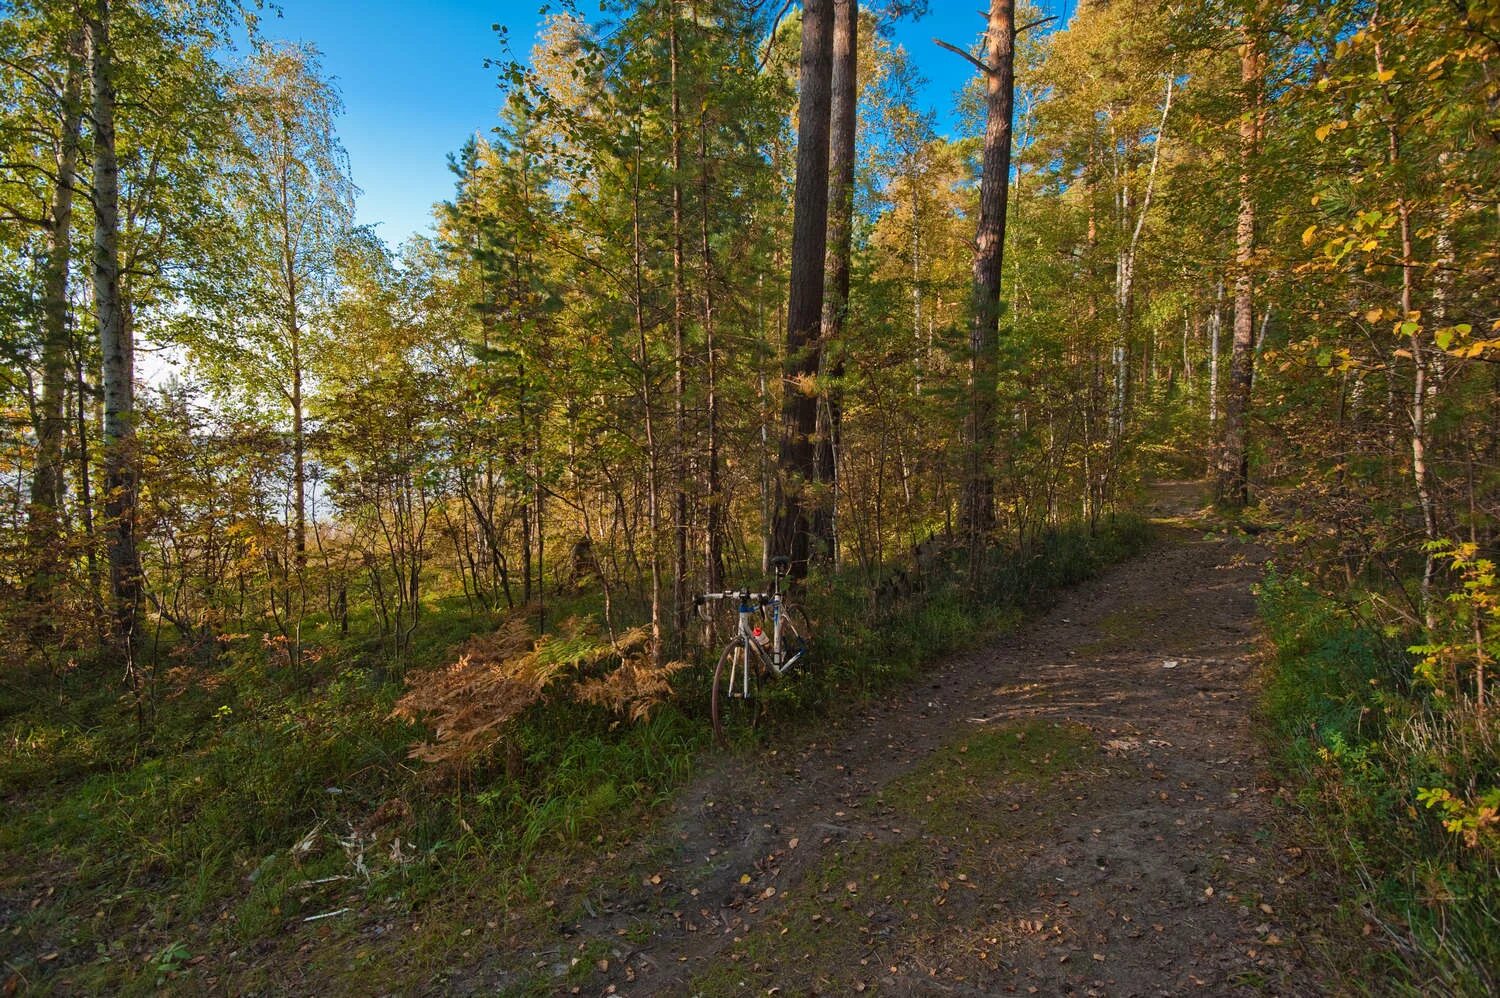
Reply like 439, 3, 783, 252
254, 2, 1068, 244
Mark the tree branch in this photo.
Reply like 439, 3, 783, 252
1017, 14, 1058, 34
757, 0, 796, 72
0, 202, 48, 229
1128, 71, 1175, 260
934, 38, 989, 76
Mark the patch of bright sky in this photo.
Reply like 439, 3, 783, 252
254, 1, 1070, 246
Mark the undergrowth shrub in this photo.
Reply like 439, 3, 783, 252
1258, 572, 1500, 995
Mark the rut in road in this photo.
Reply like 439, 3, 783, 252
481, 486, 1330, 996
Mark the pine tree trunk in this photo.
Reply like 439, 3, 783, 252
813, 0, 856, 564
89, 0, 142, 652
963, 0, 1017, 558
772, 0, 834, 577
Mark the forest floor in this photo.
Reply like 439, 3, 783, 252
462, 483, 1339, 996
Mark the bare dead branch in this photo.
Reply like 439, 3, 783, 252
1017, 14, 1059, 34
757, 0, 797, 72
934, 37, 989, 76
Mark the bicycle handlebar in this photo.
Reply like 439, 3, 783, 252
695, 590, 772, 605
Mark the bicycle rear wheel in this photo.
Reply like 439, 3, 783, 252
711, 640, 761, 746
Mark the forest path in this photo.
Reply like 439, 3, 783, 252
481, 483, 1330, 996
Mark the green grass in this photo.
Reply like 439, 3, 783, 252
0, 517, 1149, 993
1256, 572, 1500, 996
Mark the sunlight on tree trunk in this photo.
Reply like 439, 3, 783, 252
773, 0, 834, 579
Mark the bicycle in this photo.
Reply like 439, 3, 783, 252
694, 555, 812, 746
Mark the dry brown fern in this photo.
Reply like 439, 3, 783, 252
391, 617, 550, 767
392, 616, 691, 773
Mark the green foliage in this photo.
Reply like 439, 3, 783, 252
1416, 786, 1500, 852
1408, 542, 1500, 701
1258, 573, 1500, 995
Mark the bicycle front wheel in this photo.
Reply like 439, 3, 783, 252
778, 605, 811, 670
711, 640, 761, 747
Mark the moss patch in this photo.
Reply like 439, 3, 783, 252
880, 720, 1098, 830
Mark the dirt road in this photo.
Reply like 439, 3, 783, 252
480, 484, 1330, 996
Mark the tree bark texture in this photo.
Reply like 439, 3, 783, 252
813, 0, 856, 564
1216, 25, 1261, 507
90, 0, 143, 650
669, 4, 690, 636
963, 0, 1017, 550
28, 24, 85, 585
772, 0, 834, 578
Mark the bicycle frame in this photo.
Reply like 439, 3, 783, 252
700, 579, 807, 701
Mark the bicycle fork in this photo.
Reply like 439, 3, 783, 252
731, 604, 755, 699
732, 645, 751, 699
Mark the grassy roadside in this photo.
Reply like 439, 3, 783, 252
0, 515, 1149, 994
1255, 573, 1499, 996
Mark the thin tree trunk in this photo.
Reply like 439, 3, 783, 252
75, 348, 104, 642
1182, 306, 1194, 388
1112, 73, 1174, 443
1111, 179, 1129, 442
758, 273, 771, 576
519, 357, 532, 606
1216, 25, 1261, 508
1208, 279, 1223, 426
772, 0, 834, 577
535, 414, 546, 633
1372, 20, 1438, 628
699, 114, 724, 590
286, 272, 306, 665
278, 133, 308, 580
1083, 146, 1101, 524
89, 0, 142, 655
813, 0, 856, 565
632, 135, 663, 662
911, 172, 922, 388
669, 3, 689, 637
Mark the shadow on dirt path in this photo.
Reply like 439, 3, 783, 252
476, 482, 1331, 996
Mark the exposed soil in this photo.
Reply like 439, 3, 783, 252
471, 483, 1334, 997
